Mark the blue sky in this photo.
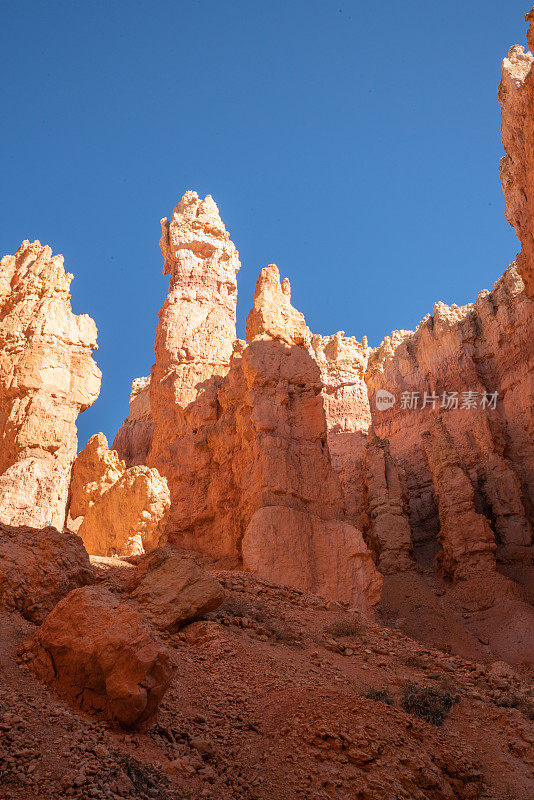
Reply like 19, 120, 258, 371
1, 0, 528, 447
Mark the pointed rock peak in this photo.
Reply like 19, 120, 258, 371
159, 191, 238, 276
245, 264, 310, 346
168, 190, 225, 235
83, 432, 111, 454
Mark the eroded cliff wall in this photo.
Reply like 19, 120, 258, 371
365, 265, 533, 566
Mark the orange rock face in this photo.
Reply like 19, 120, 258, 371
362, 431, 414, 575
129, 547, 226, 631
0, 241, 101, 529
366, 265, 533, 574
28, 585, 173, 729
422, 419, 497, 579
245, 264, 310, 345
69, 433, 125, 521
116, 196, 381, 608
111, 16, 534, 595
77, 465, 170, 557
499, 12, 534, 300
242, 507, 381, 615
146, 190, 241, 542
0, 523, 93, 623
112, 377, 154, 467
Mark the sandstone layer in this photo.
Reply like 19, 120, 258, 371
0, 241, 101, 529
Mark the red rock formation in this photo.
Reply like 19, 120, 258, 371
69, 433, 125, 521
499, 10, 534, 300
77, 465, 170, 557
0, 523, 93, 623
124, 206, 382, 608
147, 190, 241, 541
422, 418, 497, 579
0, 241, 101, 529
226, 267, 381, 611
112, 377, 154, 467
245, 264, 310, 345
366, 265, 533, 563
242, 507, 381, 614
114, 30, 534, 598
28, 585, 173, 729
129, 547, 226, 631
362, 430, 414, 574
311, 331, 372, 526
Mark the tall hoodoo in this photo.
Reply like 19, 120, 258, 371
499, 8, 534, 299
147, 191, 241, 540
0, 240, 101, 529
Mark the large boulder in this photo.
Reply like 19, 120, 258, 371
28, 585, 173, 728
77, 466, 170, 557
129, 548, 226, 631
0, 523, 93, 623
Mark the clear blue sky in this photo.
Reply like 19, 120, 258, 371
1, 1, 528, 448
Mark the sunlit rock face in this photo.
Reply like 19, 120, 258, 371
365, 264, 534, 567
114, 13, 534, 594
499, 11, 534, 301
69, 432, 125, 522
0, 240, 101, 529
146, 190, 241, 549
77, 464, 170, 558
115, 194, 381, 610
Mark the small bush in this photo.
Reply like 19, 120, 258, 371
401, 683, 456, 726
365, 688, 394, 706
324, 613, 364, 638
